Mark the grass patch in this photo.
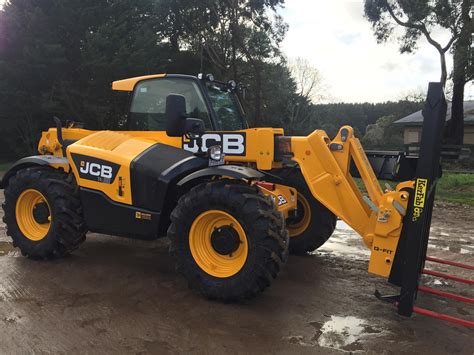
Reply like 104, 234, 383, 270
355, 173, 474, 206
435, 173, 474, 205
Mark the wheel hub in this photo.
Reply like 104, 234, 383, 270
286, 193, 312, 237
210, 225, 241, 255
33, 202, 50, 224
15, 188, 51, 241
189, 210, 248, 278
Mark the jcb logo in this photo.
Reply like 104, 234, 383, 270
277, 195, 287, 206
80, 161, 113, 179
270, 194, 287, 206
72, 154, 120, 184
183, 133, 246, 156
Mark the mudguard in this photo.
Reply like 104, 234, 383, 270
0, 156, 69, 189
177, 165, 264, 186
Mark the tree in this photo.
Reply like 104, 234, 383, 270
0, 0, 103, 155
0, 0, 297, 158
156, 0, 288, 126
364, 0, 473, 144
362, 115, 404, 149
283, 57, 325, 134
447, 1, 473, 144
288, 57, 326, 103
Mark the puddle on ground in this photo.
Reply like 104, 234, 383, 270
315, 221, 370, 260
284, 315, 376, 352
0, 242, 20, 257
317, 316, 366, 352
313, 221, 472, 261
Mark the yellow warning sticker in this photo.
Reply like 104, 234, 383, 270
135, 211, 152, 220
414, 178, 428, 208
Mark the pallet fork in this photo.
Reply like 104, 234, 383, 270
377, 82, 474, 328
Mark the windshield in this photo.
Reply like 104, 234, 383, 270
129, 78, 212, 130
205, 82, 245, 131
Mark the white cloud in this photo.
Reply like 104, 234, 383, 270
280, 0, 473, 103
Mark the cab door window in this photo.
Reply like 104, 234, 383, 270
129, 78, 212, 130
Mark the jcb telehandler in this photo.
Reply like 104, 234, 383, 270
0, 74, 456, 321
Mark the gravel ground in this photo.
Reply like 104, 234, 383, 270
0, 190, 472, 354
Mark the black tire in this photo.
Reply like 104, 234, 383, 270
2, 167, 87, 259
266, 168, 337, 255
168, 180, 288, 301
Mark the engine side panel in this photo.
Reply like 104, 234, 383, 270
67, 131, 210, 238
80, 188, 161, 239
130, 143, 208, 210
67, 131, 157, 205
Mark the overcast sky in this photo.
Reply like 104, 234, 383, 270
280, 0, 474, 103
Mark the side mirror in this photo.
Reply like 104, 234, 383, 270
166, 94, 186, 137
166, 94, 205, 137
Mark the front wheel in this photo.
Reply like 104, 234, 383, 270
2, 167, 87, 259
168, 180, 288, 301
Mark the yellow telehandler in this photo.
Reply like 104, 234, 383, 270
3, 73, 467, 326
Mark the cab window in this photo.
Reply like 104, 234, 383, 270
205, 82, 245, 131
129, 78, 212, 130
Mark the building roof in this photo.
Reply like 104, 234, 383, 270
394, 101, 474, 126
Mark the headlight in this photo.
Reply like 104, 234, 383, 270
228, 80, 237, 90
206, 73, 215, 82
209, 145, 222, 161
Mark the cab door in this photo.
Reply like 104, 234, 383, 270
124, 76, 215, 147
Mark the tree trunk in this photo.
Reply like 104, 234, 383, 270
439, 51, 447, 87
448, 76, 465, 145
253, 63, 262, 127
444, 0, 471, 145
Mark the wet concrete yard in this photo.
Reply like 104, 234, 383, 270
0, 190, 472, 353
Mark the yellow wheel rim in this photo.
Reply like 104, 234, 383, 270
287, 193, 311, 237
15, 189, 51, 241
189, 210, 248, 278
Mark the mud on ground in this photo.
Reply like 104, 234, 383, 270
0, 190, 472, 354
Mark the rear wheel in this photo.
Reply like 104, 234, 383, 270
267, 168, 337, 254
168, 180, 288, 301
2, 167, 87, 259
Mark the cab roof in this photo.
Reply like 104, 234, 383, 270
112, 74, 166, 91
111, 73, 197, 92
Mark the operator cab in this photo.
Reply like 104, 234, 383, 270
112, 73, 248, 132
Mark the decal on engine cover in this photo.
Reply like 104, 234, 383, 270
276, 195, 287, 206
183, 133, 246, 156
71, 153, 120, 184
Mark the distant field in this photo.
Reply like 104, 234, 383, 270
435, 173, 474, 205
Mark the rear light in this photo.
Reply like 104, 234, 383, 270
255, 181, 275, 191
